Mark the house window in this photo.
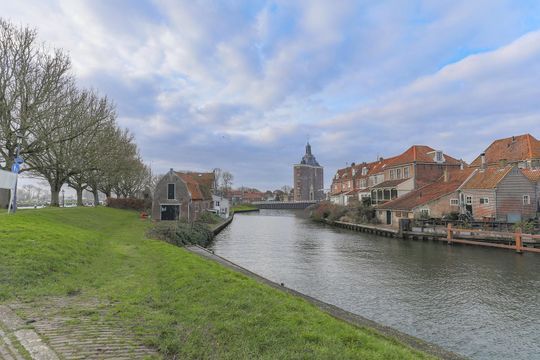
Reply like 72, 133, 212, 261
466, 196, 473, 205
167, 184, 175, 200
396, 211, 402, 217
435, 151, 444, 163
479, 197, 489, 205
420, 209, 429, 217
523, 195, 531, 205
450, 199, 459, 206
391, 188, 398, 199
396, 168, 402, 179
215, 201, 220, 207
362, 167, 368, 175
403, 166, 410, 178
390, 169, 395, 180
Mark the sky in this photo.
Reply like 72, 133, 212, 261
3, 0, 540, 191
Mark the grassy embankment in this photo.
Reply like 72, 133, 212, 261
231, 203, 259, 213
0, 207, 432, 359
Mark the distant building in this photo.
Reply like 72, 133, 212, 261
294, 142, 324, 201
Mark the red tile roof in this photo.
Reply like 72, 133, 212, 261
175, 172, 215, 201
386, 145, 461, 167
470, 134, 540, 167
460, 167, 513, 190
379, 169, 473, 210
521, 169, 540, 182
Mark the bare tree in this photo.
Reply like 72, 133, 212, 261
221, 171, 234, 197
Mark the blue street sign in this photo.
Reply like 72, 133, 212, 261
11, 162, 20, 174
15, 156, 24, 165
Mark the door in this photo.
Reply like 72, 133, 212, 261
386, 210, 392, 225
161, 205, 180, 220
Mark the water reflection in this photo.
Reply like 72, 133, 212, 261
211, 210, 540, 360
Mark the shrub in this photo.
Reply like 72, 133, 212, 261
106, 197, 149, 212
147, 220, 214, 247
512, 220, 536, 234
198, 211, 221, 224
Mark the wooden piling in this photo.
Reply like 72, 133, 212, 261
447, 223, 453, 245
515, 228, 523, 254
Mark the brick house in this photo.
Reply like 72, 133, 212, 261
376, 168, 473, 226
152, 169, 214, 221
459, 166, 537, 222
330, 145, 462, 207
469, 134, 540, 169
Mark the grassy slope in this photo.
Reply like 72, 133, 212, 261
231, 204, 259, 212
0, 207, 431, 359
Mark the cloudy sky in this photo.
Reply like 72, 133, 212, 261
4, 1, 540, 190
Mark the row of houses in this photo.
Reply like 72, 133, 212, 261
330, 134, 540, 227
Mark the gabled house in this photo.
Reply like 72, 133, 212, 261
371, 145, 462, 205
212, 194, 230, 218
521, 169, 540, 212
458, 166, 537, 222
376, 168, 473, 226
152, 169, 215, 221
470, 134, 540, 169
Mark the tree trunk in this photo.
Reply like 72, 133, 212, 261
76, 188, 83, 206
50, 188, 60, 207
93, 190, 99, 206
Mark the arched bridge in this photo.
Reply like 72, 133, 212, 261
251, 201, 318, 209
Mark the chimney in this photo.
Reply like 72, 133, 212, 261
443, 168, 449, 182
480, 152, 486, 170
379, 157, 384, 162
460, 160, 464, 171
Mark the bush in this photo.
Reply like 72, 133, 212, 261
198, 211, 221, 224
107, 197, 149, 212
310, 201, 378, 224
513, 220, 536, 234
147, 220, 214, 247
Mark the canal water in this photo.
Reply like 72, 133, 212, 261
210, 210, 540, 360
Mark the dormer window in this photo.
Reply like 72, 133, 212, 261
362, 167, 368, 176
435, 150, 444, 163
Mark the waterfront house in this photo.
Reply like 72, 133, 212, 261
330, 167, 353, 205
521, 169, 540, 213
212, 194, 230, 218
458, 166, 537, 222
376, 168, 473, 226
469, 134, 540, 169
152, 169, 214, 221
371, 145, 463, 205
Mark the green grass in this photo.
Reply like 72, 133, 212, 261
231, 203, 259, 212
0, 207, 432, 359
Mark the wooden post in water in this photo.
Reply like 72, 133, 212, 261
447, 223, 453, 245
515, 228, 523, 254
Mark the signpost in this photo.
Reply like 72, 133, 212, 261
10, 155, 24, 213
